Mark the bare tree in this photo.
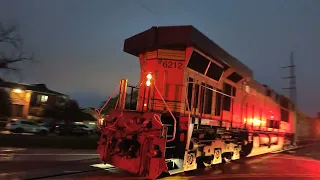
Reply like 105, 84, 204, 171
0, 22, 34, 72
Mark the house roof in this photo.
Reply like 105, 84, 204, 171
123, 25, 253, 78
0, 81, 66, 96
79, 111, 97, 121
81, 107, 96, 111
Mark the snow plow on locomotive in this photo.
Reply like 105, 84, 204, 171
97, 26, 310, 179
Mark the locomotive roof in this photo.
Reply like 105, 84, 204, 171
123, 25, 253, 78
247, 79, 295, 110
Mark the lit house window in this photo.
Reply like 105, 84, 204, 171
38, 95, 48, 102
41, 95, 48, 102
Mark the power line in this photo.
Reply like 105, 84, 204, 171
134, 0, 157, 17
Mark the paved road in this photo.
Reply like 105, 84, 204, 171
1, 130, 98, 137
0, 147, 100, 180
1, 144, 320, 180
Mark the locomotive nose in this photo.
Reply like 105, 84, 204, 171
97, 110, 167, 179
116, 137, 141, 158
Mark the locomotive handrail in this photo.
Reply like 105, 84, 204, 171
185, 81, 235, 126
186, 81, 235, 99
153, 114, 163, 126
184, 84, 192, 151
153, 83, 177, 143
95, 83, 120, 130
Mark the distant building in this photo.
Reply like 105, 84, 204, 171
0, 81, 69, 119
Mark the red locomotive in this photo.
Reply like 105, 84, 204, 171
96, 26, 317, 179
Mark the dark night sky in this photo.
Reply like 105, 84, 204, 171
0, 0, 319, 116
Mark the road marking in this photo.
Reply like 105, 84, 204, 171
0, 148, 26, 152
0, 173, 10, 176
0, 153, 99, 156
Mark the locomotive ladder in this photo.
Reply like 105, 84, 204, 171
162, 116, 176, 148
153, 84, 177, 143
152, 82, 186, 173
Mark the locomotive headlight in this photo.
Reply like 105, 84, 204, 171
146, 80, 151, 86
146, 73, 152, 86
146, 73, 152, 80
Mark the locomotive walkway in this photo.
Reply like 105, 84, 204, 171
1, 144, 320, 180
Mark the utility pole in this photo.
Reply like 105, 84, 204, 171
282, 52, 297, 105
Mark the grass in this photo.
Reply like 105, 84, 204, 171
0, 134, 100, 149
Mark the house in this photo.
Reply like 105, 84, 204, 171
0, 81, 69, 119
69, 108, 99, 131
82, 107, 99, 119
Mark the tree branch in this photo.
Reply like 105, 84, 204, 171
0, 23, 22, 48
0, 22, 35, 74
0, 52, 34, 64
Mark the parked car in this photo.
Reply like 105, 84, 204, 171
55, 124, 90, 136
5, 119, 49, 135
41, 119, 63, 132
76, 124, 94, 134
